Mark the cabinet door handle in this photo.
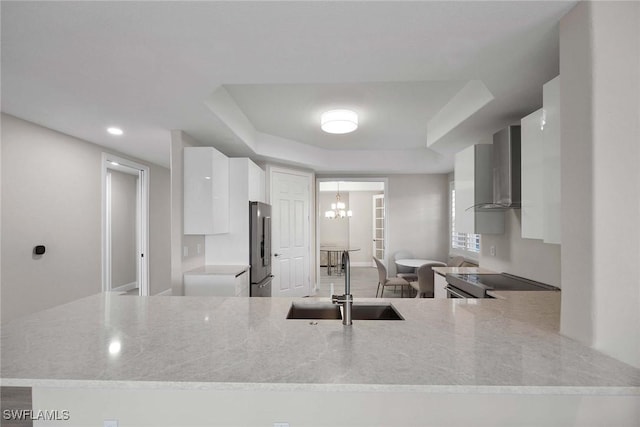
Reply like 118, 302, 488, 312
274, 253, 280, 257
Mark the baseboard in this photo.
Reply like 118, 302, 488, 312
155, 288, 172, 296
111, 282, 137, 292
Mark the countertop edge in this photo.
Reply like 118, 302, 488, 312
2, 378, 638, 396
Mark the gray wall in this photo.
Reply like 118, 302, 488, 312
0, 114, 171, 323
479, 210, 561, 287
386, 174, 449, 276
319, 192, 350, 248
109, 170, 137, 289
169, 130, 205, 296
559, 1, 640, 368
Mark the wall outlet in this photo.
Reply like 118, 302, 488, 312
183, 246, 189, 258
273, 423, 289, 427
490, 246, 496, 256
104, 420, 118, 427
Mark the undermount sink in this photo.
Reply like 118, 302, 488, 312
286, 302, 404, 321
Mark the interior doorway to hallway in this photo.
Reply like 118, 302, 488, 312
101, 153, 149, 296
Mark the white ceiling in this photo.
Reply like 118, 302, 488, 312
1, 1, 577, 173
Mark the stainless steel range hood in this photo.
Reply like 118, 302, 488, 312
476, 125, 521, 210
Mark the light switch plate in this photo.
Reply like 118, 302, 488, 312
183, 246, 189, 257
104, 420, 118, 427
490, 245, 496, 256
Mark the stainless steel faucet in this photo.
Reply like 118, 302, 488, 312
332, 250, 353, 325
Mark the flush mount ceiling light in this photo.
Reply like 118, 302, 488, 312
321, 110, 358, 134
107, 127, 123, 136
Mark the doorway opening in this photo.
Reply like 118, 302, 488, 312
316, 178, 387, 298
101, 153, 149, 296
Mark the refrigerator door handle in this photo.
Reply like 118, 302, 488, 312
263, 216, 271, 267
254, 275, 273, 288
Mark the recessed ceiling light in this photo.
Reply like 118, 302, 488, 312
321, 110, 358, 134
110, 161, 120, 166
107, 127, 123, 136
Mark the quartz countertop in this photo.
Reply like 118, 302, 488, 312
432, 266, 496, 276
1, 293, 638, 394
183, 264, 249, 276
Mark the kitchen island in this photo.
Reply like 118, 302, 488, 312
1, 293, 638, 426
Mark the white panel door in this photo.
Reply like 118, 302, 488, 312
271, 170, 311, 297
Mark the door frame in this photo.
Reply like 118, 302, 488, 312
315, 177, 388, 290
372, 193, 386, 268
267, 165, 314, 297
101, 153, 150, 296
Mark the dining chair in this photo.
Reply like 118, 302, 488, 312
373, 257, 411, 298
393, 250, 418, 283
448, 256, 465, 267
410, 262, 447, 298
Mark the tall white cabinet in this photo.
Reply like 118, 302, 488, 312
184, 147, 229, 235
454, 144, 504, 234
521, 76, 561, 244
205, 158, 266, 265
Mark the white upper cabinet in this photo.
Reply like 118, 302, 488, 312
454, 144, 504, 234
521, 76, 561, 244
521, 108, 545, 239
204, 158, 265, 265
184, 147, 230, 235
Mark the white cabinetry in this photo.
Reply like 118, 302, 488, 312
521, 76, 561, 244
205, 158, 266, 265
434, 272, 448, 299
184, 147, 229, 235
184, 265, 249, 297
454, 144, 504, 234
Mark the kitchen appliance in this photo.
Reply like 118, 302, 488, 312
445, 273, 559, 298
475, 125, 522, 210
249, 201, 273, 297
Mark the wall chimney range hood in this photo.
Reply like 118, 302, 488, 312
472, 125, 521, 211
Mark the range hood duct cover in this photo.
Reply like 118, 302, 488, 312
475, 125, 521, 210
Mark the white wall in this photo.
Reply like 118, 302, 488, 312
480, 210, 561, 287
559, 1, 640, 368
169, 131, 206, 296
108, 170, 137, 288
0, 114, 171, 323
386, 174, 449, 276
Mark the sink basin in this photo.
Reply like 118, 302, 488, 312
351, 304, 404, 320
286, 303, 341, 319
286, 302, 404, 321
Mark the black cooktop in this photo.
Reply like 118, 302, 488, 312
445, 273, 559, 298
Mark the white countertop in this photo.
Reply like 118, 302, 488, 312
1, 293, 638, 394
183, 264, 249, 276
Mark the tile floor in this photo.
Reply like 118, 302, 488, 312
313, 266, 413, 299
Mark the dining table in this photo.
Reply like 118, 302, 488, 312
320, 246, 360, 276
395, 259, 444, 269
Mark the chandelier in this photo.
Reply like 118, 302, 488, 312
325, 182, 353, 219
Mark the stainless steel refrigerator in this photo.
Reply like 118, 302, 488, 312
249, 201, 272, 297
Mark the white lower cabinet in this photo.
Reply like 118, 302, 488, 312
184, 266, 249, 297
434, 273, 448, 299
